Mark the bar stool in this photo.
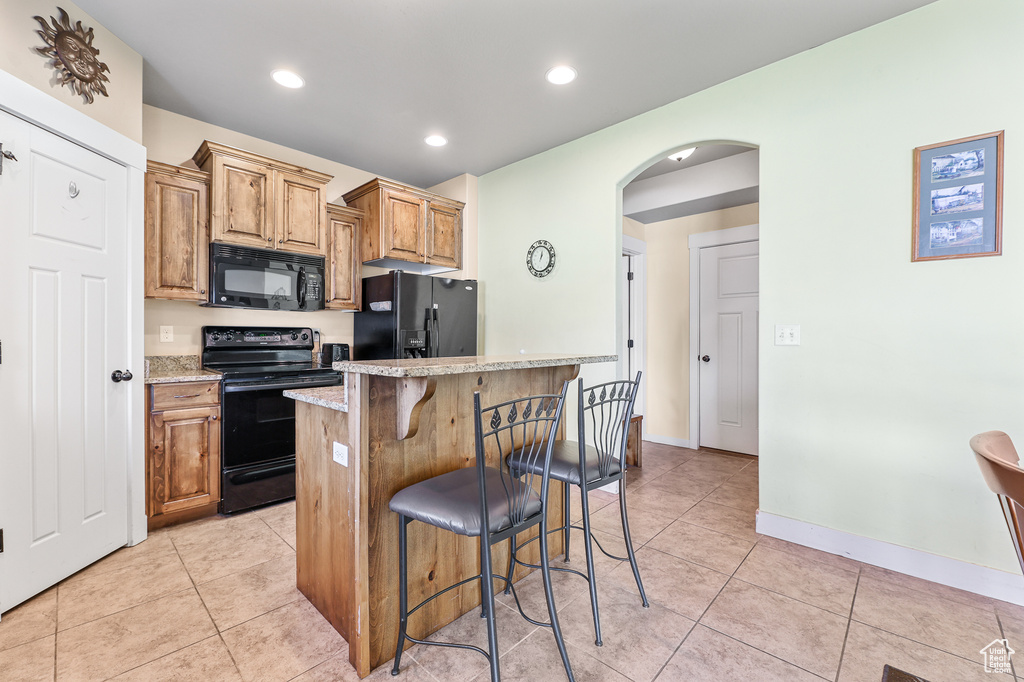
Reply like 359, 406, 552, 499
388, 384, 575, 682
506, 372, 647, 647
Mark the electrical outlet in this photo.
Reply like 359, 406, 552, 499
159, 326, 173, 343
775, 324, 801, 346
333, 441, 348, 467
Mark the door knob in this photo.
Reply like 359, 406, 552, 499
0, 143, 17, 175
701, 355, 710, 363
111, 369, 134, 382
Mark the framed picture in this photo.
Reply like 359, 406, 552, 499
912, 131, 1003, 262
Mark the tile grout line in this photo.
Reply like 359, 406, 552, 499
832, 568, 862, 682
996, 612, 1018, 682
168, 530, 248, 682
648, 534, 757, 682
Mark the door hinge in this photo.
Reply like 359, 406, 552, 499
627, 271, 634, 281
627, 339, 634, 348
1, 528, 4, 553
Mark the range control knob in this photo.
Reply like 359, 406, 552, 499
225, 333, 233, 341
301, 332, 309, 341
211, 332, 221, 341
290, 332, 299, 341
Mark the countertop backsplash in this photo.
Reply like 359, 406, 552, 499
145, 355, 201, 378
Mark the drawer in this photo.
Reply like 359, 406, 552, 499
150, 380, 220, 410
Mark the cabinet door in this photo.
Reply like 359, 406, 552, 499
382, 188, 425, 262
425, 202, 462, 269
326, 208, 362, 310
276, 170, 327, 256
211, 154, 274, 248
145, 167, 209, 300
148, 405, 221, 517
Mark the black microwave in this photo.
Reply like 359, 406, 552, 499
208, 243, 325, 311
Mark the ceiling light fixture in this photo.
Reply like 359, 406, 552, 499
668, 147, 696, 162
545, 66, 577, 85
424, 135, 448, 147
271, 69, 304, 88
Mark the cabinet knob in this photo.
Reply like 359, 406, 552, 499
200, 289, 206, 295
278, 238, 283, 243
268, 237, 273, 242
211, 415, 218, 421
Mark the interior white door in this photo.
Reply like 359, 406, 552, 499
698, 241, 758, 454
0, 109, 130, 613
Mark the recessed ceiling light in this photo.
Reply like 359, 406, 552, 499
271, 70, 304, 88
545, 66, 577, 85
668, 147, 696, 162
424, 135, 448, 147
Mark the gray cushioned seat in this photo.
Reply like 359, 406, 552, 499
389, 467, 541, 537
508, 440, 621, 486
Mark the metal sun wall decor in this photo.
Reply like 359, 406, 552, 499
34, 7, 111, 104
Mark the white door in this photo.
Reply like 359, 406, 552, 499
0, 109, 131, 612
698, 241, 758, 454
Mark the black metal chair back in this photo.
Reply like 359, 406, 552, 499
577, 371, 641, 482
474, 384, 568, 536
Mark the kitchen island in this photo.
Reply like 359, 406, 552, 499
285, 353, 614, 677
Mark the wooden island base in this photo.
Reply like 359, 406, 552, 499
289, 355, 613, 678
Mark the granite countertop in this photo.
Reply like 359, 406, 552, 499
284, 385, 348, 412
332, 353, 616, 378
144, 369, 222, 385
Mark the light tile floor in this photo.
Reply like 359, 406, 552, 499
1, 443, 1020, 681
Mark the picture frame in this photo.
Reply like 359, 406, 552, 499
912, 131, 1003, 262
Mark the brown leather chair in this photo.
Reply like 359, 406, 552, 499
970, 430, 1024, 573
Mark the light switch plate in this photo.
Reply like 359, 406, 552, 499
159, 325, 173, 343
775, 324, 801, 346
333, 441, 349, 467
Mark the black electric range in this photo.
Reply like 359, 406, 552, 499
202, 326, 342, 514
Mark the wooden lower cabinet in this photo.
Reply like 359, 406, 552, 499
147, 381, 221, 530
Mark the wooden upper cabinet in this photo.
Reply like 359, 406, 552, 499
212, 153, 274, 248
425, 200, 462, 269
194, 141, 332, 256
343, 178, 464, 274
277, 170, 327, 255
144, 161, 210, 301
325, 203, 363, 310
383, 187, 426, 261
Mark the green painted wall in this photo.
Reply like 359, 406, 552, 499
478, 0, 1024, 573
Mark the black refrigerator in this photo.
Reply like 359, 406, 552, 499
354, 271, 477, 360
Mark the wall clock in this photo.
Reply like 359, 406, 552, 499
527, 239, 555, 278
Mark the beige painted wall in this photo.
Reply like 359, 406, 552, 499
643, 204, 759, 442
142, 105, 479, 357
622, 216, 646, 241
0, 0, 142, 142
479, 0, 1024, 574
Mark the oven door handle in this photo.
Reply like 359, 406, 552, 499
223, 378, 342, 393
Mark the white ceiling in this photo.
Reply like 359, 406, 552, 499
75, 0, 937, 188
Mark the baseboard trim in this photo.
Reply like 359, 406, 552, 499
644, 434, 692, 449
756, 510, 1024, 606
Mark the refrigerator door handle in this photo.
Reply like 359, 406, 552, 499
431, 307, 439, 357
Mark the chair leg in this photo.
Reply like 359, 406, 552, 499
392, 516, 410, 676
578, 482, 602, 646
503, 533, 517, 596
563, 480, 571, 562
617, 480, 649, 607
480, 534, 501, 682
539, 517, 576, 682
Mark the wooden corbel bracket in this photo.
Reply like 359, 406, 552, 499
396, 377, 437, 440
